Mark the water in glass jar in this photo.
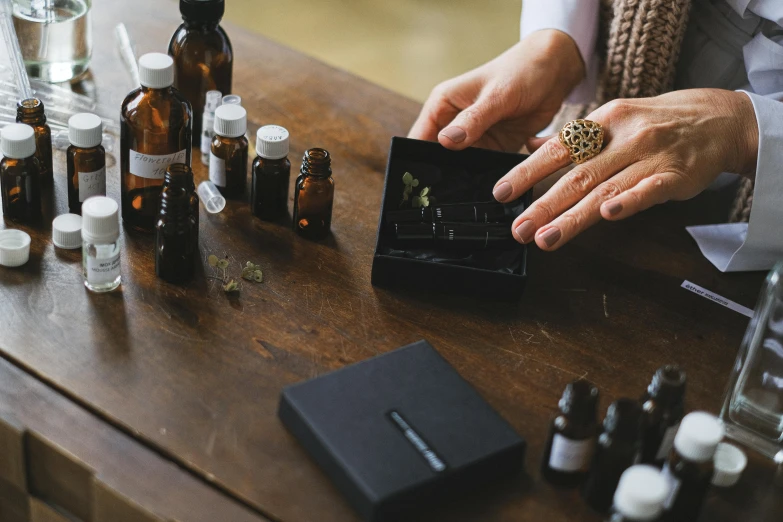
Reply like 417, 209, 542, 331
12, 0, 92, 83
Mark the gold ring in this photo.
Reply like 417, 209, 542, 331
559, 119, 604, 164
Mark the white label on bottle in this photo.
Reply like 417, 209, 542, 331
87, 252, 121, 285
209, 152, 226, 187
78, 166, 106, 202
662, 463, 682, 509
201, 131, 213, 156
129, 149, 187, 179
655, 423, 680, 461
548, 434, 594, 472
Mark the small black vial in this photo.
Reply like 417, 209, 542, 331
251, 125, 291, 220
641, 366, 686, 466
155, 164, 199, 284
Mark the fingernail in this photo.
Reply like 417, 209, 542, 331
514, 220, 536, 242
605, 201, 623, 216
440, 126, 466, 144
539, 227, 561, 248
493, 181, 512, 202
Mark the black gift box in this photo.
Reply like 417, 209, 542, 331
371, 137, 533, 300
278, 340, 526, 522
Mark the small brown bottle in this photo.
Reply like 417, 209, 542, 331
541, 379, 600, 487
607, 465, 668, 522
156, 164, 199, 284
67, 113, 106, 215
583, 399, 644, 513
251, 125, 291, 220
641, 366, 686, 467
16, 98, 52, 182
293, 148, 334, 240
121, 53, 192, 232
168, 0, 233, 147
210, 104, 247, 198
0, 124, 41, 222
662, 411, 723, 522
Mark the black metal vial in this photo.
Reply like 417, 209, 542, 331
251, 125, 291, 220
155, 164, 199, 284
641, 365, 686, 466
541, 379, 600, 487
0, 124, 41, 223
607, 465, 668, 522
293, 148, 334, 240
583, 399, 645, 513
662, 411, 723, 522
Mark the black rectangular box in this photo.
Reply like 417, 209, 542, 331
371, 137, 532, 300
278, 340, 526, 522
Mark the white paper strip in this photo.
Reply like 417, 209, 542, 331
681, 280, 754, 318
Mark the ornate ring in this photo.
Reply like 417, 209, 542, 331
559, 119, 604, 164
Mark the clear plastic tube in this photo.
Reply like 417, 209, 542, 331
197, 181, 226, 213
114, 23, 140, 87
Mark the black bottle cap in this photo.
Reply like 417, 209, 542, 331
603, 398, 644, 441
647, 365, 686, 404
180, 0, 225, 22
558, 379, 599, 424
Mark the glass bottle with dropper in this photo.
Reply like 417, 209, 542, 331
641, 366, 686, 466
293, 148, 334, 240
0, 123, 41, 223
210, 104, 248, 198
16, 98, 53, 182
607, 465, 668, 522
67, 113, 105, 215
82, 196, 121, 293
251, 125, 290, 220
200, 90, 222, 166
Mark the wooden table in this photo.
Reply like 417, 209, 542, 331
0, 0, 780, 520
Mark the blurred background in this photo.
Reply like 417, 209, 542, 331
223, 0, 521, 102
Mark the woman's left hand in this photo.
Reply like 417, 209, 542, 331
492, 89, 759, 250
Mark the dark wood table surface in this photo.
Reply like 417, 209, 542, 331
1, 0, 781, 520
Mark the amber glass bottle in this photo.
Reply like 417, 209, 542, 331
0, 124, 41, 222
583, 399, 645, 513
293, 148, 334, 240
641, 366, 686, 467
156, 165, 198, 284
168, 0, 233, 147
121, 53, 192, 232
16, 98, 52, 182
210, 104, 247, 198
541, 379, 600, 487
67, 113, 105, 215
161, 163, 199, 248
251, 125, 290, 220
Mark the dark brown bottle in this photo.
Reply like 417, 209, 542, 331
209, 104, 247, 198
662, 412, 723, 522
251, 125, 291, 220
121, 53, 192, 232
67, 113, 106, 215
641, 366, 686, 467
541, 379, 600, 487
168, 0, 233, 147
583, 399, 644, 513
156, 165, 199, 284
16, 98, 52, 182
161, 163, 199, 246
293, 148, 334, 240
0, 124, 41, 222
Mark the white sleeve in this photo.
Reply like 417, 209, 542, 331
520, 0, 600, 104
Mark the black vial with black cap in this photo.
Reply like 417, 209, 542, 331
640, 366, 686, 466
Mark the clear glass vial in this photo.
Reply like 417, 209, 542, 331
607, 465, 668, 522
81, 196, 121, 293
16, 97, 52, 182
210, 104, 248, 198
67, 113, 105, 215
293, 148, 334, 240
251, 125, 290, 221
641, 366, 686, 467
0, 123, 41, 223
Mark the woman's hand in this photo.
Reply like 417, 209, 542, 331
408, 30, 585, 152
492, 89, 759, 250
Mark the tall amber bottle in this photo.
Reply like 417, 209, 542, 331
251, 125, 290, 220
210, 104, 248, 198
293, 148, 334, 240
641, 366, 686, 467
156, 164, 198, 284
168, 0, 233, 147
67, 113, 106, 215
16, 98, 52, 182
0, 124, 41, 222
121, 53, 192, 232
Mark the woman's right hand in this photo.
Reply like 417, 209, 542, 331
408, 29, 586, 152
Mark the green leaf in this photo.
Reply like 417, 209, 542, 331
223, 279, 240, 292
241, 268, 254, 281
253, 270, 263, 283
411, 179, 419, 187
419, 186, 430, 197
420, 196, 430, 207
208, 254, 218, 267
246, 261, 253, 268
217, 259, 229, 270
402, 172, 413, 185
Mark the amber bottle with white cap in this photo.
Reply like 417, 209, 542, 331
0, 123, 41, 222
661, 411, 723, 522
210, 104, 248, 198
121, 52, 192, 232
251, 125, 290, 220
67, 113, 106, 215
82, 196, 121, 293
607, 465, 668, 522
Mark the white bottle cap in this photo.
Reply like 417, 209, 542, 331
138, 53, 175, 89
255, 125, 289, 159
221, 94, 241, 106
0, 230, 31, 267
612, 465, 668, 521
1, 123, 36, 159
204, 90, 222, 114
52, 214, 83, 249
68, 113, 103, 148
214, 104, 247, 138
81, 197, 120, 244
673, 411, 724, 462
712, 442, 747, 487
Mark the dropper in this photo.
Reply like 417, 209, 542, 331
0, 0, 33, 101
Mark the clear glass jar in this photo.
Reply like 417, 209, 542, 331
82, 239, 120, 292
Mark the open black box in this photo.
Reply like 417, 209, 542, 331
371, 137, 532, 300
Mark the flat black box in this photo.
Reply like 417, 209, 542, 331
278, 340, 526, 522
371, 137, 532, 300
